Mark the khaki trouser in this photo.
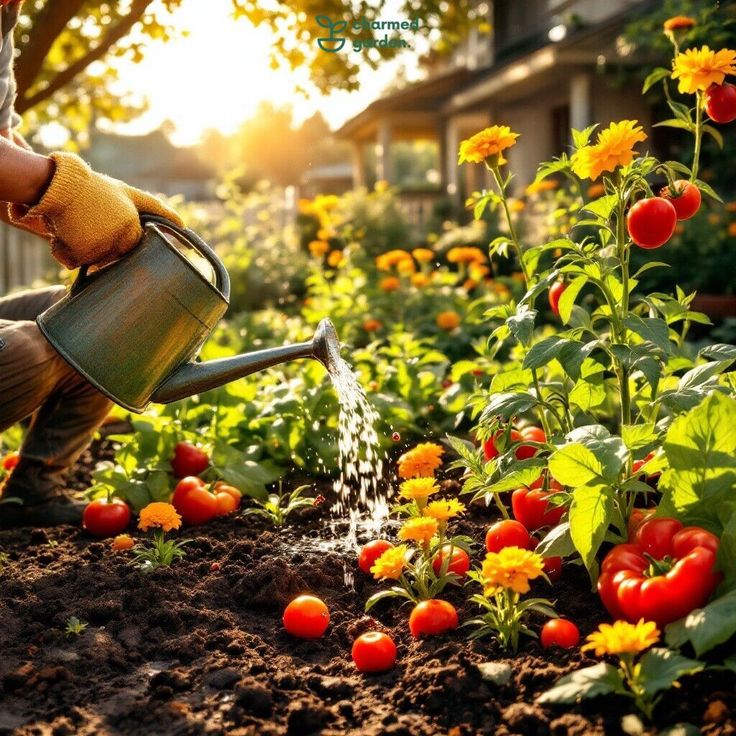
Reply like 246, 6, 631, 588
0, 285, 112, 498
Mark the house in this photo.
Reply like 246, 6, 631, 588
336, 0, 658, 221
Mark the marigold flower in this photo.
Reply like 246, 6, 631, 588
327, 249, 344, 267
412, 247, 434, 263
314, 194, 339, 211
411, 272, 430, 288
525, 179, 559, 196
728, 222, 736, 237
571, 120, 647, 180
458, 125, 520, 165
397, 258, 416, 275
397, 442, 445, 479
672, 46, 736, 94
308, 240, 330, 257
508, 198, 526, 213
399, 477, 440, 503
463, 279, 478, 291
375, 249, 413, 271
317, 227, 335, 240
111, 534, 135, 551
469, 264, 490, 280
437, 311, 461, 330
380, 276, 401, 292
363, 318, 382, 332
371, 544, 408, 580
447, 246, 487, 264
582, 619, 660, 657
398, 516, 439, 545
726, 201, 736, 212
424, 498, 466, 521
138, 502, 182, 533
480, 546, 545, 596
298, 198, 315, 215
663, 15, 695, 32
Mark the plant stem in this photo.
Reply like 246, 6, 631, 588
615, 193, 632, 429
691, 92, 703, 182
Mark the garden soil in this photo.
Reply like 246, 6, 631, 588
0, 441, 734, 736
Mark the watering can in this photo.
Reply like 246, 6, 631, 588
36, 215, 341, 412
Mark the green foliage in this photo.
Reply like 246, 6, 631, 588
64, 616, 88, 637
243, 483, 318, 526
666, 589, 736, 657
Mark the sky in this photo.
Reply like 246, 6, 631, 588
106, 0, 424, 147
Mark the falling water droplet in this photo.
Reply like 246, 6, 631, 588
391, 432, 401, 442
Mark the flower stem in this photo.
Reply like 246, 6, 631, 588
691, 91, 703, 183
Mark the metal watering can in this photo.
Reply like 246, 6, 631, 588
37, 215, 341, 412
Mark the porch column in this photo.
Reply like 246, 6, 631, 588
445, 117, 461, 204
376, 119, 393, 183
351, 141, 366, 188
570, 73, 593, 131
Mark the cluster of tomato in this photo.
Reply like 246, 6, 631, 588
82, 441, 240, 537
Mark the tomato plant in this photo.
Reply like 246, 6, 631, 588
351, 631, 397, 673
408, 599, 458, 638
282, 595, 330, 639
83, 498, 131, 537
540, 619, 580, 649
626, 197, 677, 249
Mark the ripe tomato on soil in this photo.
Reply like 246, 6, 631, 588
351, 631, 397, 673
170, 441, 209, 479
358, 539, 394, 574
213, 481, 241, 516
172, 476, 219, 525
627, 197, 677, 249
485, 519, 531, 553
432, 545, 470, 577
282, 595, 330, 639
548, 281, 567, 316
83, 498, 131, 537
660, 180, 701, 220
705, 82, 736, 124
408, 599, 458, 638
541, 619, 580, 649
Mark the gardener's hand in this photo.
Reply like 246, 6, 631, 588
8, 151, 184, 269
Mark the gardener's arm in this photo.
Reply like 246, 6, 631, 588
0, 137, 54, 204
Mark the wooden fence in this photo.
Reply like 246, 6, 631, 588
0, 222, 56, 297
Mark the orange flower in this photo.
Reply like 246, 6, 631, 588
327, 249, 344, 268
308, 240, 330, 257
508, 198, 525, 213
725, 201, 736, 212
138, 502, 182, 533
447, 246, 486, 265
111, 534, 135, 551
398, 517, 439, 545
524, 179, 558, 196
463, 279, 478, 291
412, 248, 434, 263
380, 276, 401, 292
363, 318, 383, 332
587, 182, 606, 198
437, 311, 461, 330
411, 272, 430, 288
663, 15, 695, 32
397, 258, 416, 275
728, 222, 736, 237
375, 249, 412, 271
458, 125, 520, 166
397, 443, 445, 479
571, 121, 647, 180
672, 46, 736, 94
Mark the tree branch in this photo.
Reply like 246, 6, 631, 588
16, 0, 157, 115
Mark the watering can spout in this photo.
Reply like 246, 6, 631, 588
150, 318, 340, 405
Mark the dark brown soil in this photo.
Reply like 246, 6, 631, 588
0, 444, 734, 736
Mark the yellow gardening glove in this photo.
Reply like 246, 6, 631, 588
8, 151, 184, 269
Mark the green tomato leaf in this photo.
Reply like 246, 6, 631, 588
537, 662, 625, 704
569, 484, 614, 576
558, 275, 587, 324
549, 443, 605, 486
642, 66, 671, 93
623, 315, 671, 353
621, 423, 659, 452
664, 590, 736, 657
522, 336, 569, 371
536, 521, 576, 558
637, 648, 704, 697
484, 461, 545, 494
703, 124, 724, 149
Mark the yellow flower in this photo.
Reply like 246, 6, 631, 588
111, 534, 135, 551
138, 502, 182, 533
374, 179, 390, 194
663, 15, 695, 32
411, 272, 430, 288
298, 198, 315, 215
327, 250, 344, 268
480, 546, 545, 596
399, 477, 440, 503
525, 179, 559, 196
469, 264, 490, 280
463, 279, 478, 291
397, 443, 445, 479
412, 248, 434, 263
582, 619, 660, 657
571, 120, 647, 180
363, 318, 382, 332
447, 246, 487, 265
437, 311, 461, 330
317, 227, 335, 240
371, 545, 408, 580
308, 240, 330, 257
672, 46, 736, 94
397, 258, 416, 275
508, 198, 526, 213
398, 517, 439, 545
314, 194, 339, 211
424, 498, 466, 521
458, 125, 520, 165
380, 276, 401, 292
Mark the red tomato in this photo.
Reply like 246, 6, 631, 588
351, 631, 397, 673
283, 595, 330, 639
512, 484, 565, 531
83, 498, 131, 538
432, 545, 471, 577
705, 82, 736, 124
627, 197, 677, 249
540, 619, 580, 649
170, 441, 209, 479
660, 180, 701, 220
214, 482, 241, 516
627, 508, 655, 542
1, 451, 19, 471
358, 540, 394, 575
514, 426, 547, 461
482, 429, 523, 461
543, 555, 563, 582
548, 281, 567, 316
485, 519, 531, 553
598, 518, 721, 625
408, 599, 458, 638
172, 477, 219, 525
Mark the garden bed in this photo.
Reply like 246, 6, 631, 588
0, 446, 733, 736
